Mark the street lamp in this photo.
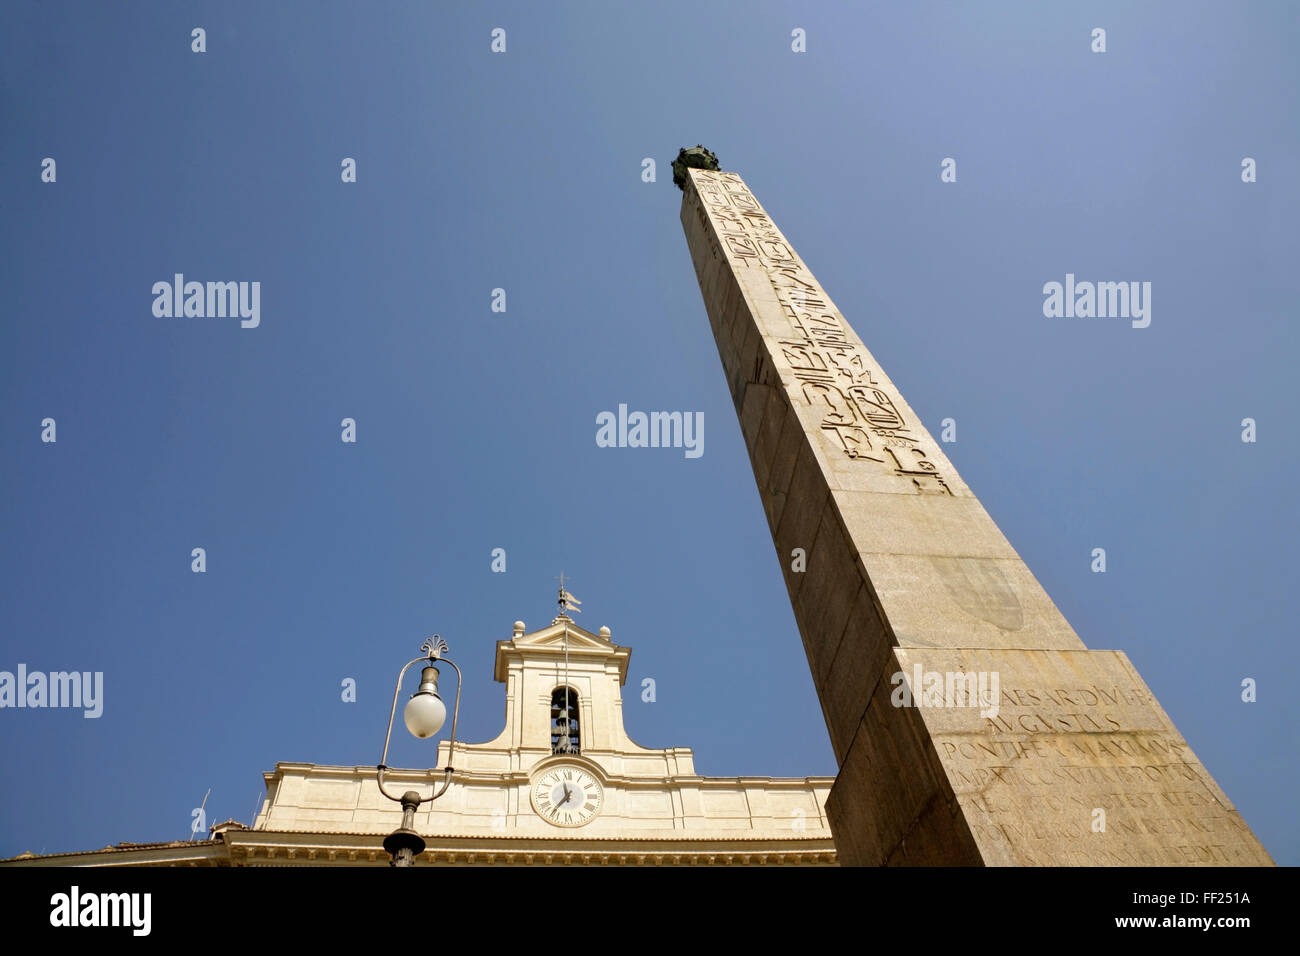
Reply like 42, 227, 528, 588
377, 636, 463, 866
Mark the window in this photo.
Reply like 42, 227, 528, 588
550, 687, 580, 754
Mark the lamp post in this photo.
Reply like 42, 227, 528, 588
377, 635, 463, 866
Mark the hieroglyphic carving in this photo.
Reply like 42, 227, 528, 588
692, 170, 953, 495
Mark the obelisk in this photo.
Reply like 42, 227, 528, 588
674, 146, 1272, 866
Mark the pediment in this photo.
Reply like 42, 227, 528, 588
514, 619, 611, 651
493, 616, 630, 683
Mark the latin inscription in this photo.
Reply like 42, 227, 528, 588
937, 695, 1267, 864
890, 648, 1273, 865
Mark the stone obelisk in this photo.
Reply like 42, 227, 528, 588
674, 147, 1272, 866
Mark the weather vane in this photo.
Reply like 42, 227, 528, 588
555, 571, 581, 615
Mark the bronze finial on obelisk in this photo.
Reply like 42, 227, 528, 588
672, 145, 720, 191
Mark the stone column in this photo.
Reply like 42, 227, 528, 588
678, 160, 1272, 866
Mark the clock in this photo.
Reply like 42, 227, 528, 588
531, 765, 603, 827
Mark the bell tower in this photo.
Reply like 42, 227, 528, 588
458, 614, 642, 761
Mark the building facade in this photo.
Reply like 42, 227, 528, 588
3, 614, 836, 866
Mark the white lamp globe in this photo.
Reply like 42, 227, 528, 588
404, 666, 447, 738
404, 693, 446, 738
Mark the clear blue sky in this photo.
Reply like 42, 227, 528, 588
2, 1, 1296, 864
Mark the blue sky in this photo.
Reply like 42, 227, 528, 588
1, 1, 1296, 864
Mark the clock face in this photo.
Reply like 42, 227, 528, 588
531, 766, 603, 827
